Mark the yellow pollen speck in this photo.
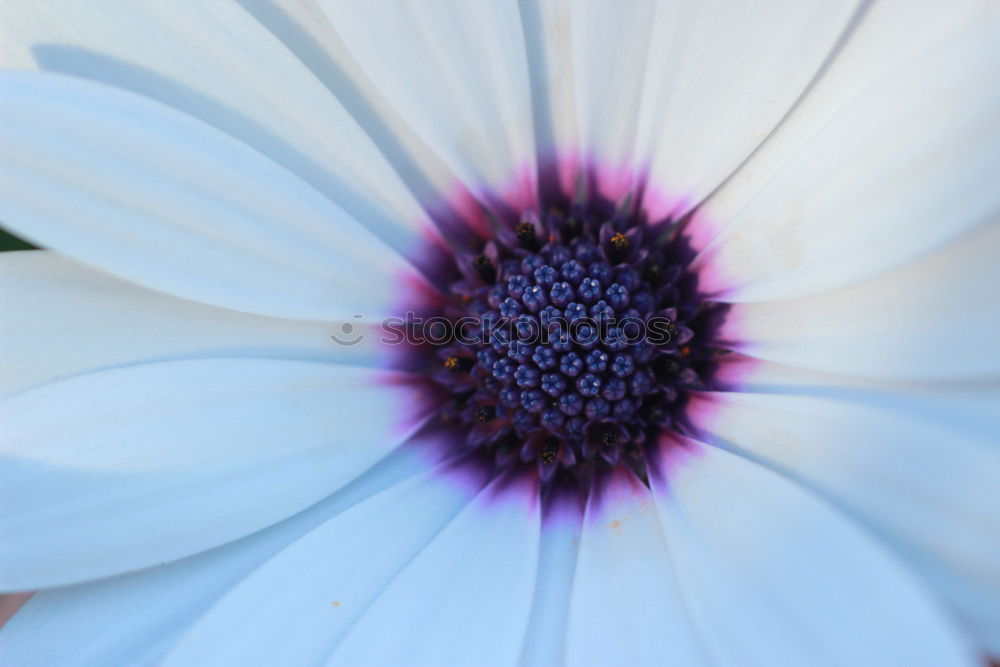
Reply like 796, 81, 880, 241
444, 356, 459, 370
611, 232, 629, 249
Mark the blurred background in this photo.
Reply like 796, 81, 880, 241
0, 225, 36, 252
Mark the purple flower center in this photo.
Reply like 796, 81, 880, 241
420, 196, 727, 489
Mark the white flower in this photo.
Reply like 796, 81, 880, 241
1, 1, 998, 665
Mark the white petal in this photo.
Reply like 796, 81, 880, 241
0, 359, 432, 589
686, 388, 1000, 652
0, 71, 434, 321
163, 455, 490, 666
319, 0, 537, 207
720, 221, 1000, 379
564, 468, 708, 666
518, 0, 579, 194
694, 3, 1000, 300
0, 0, 445, 273
518, 492, 583, 667
0, 442, 443, 667
0, 251, 394, 398
715, 355, 1000, 438
567, 0, 658, 197
324, 474, 541, 667
649, 438, 976, 665
632, 1, 860, 219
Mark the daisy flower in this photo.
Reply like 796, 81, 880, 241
1, 1, 999, 665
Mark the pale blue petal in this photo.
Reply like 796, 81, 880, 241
0, 442, 447, 667
723, 222, 1000, 379
0, 359, 432, 589
517, 492, 582, 667
0, 0, 442, 268
649, 439, 977, 666
0, 251, 391, 398
695, 5, 1000, 300
323, 474, 541, 667
687, 384, 1000, 652
164, 454, 490, 666
564, 467, 708, 666
0, 71, 433, 322
318, 0, 537, 207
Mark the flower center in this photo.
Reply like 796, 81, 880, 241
423, 199, 725, 489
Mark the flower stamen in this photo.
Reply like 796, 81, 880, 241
415, 193, 727, 489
